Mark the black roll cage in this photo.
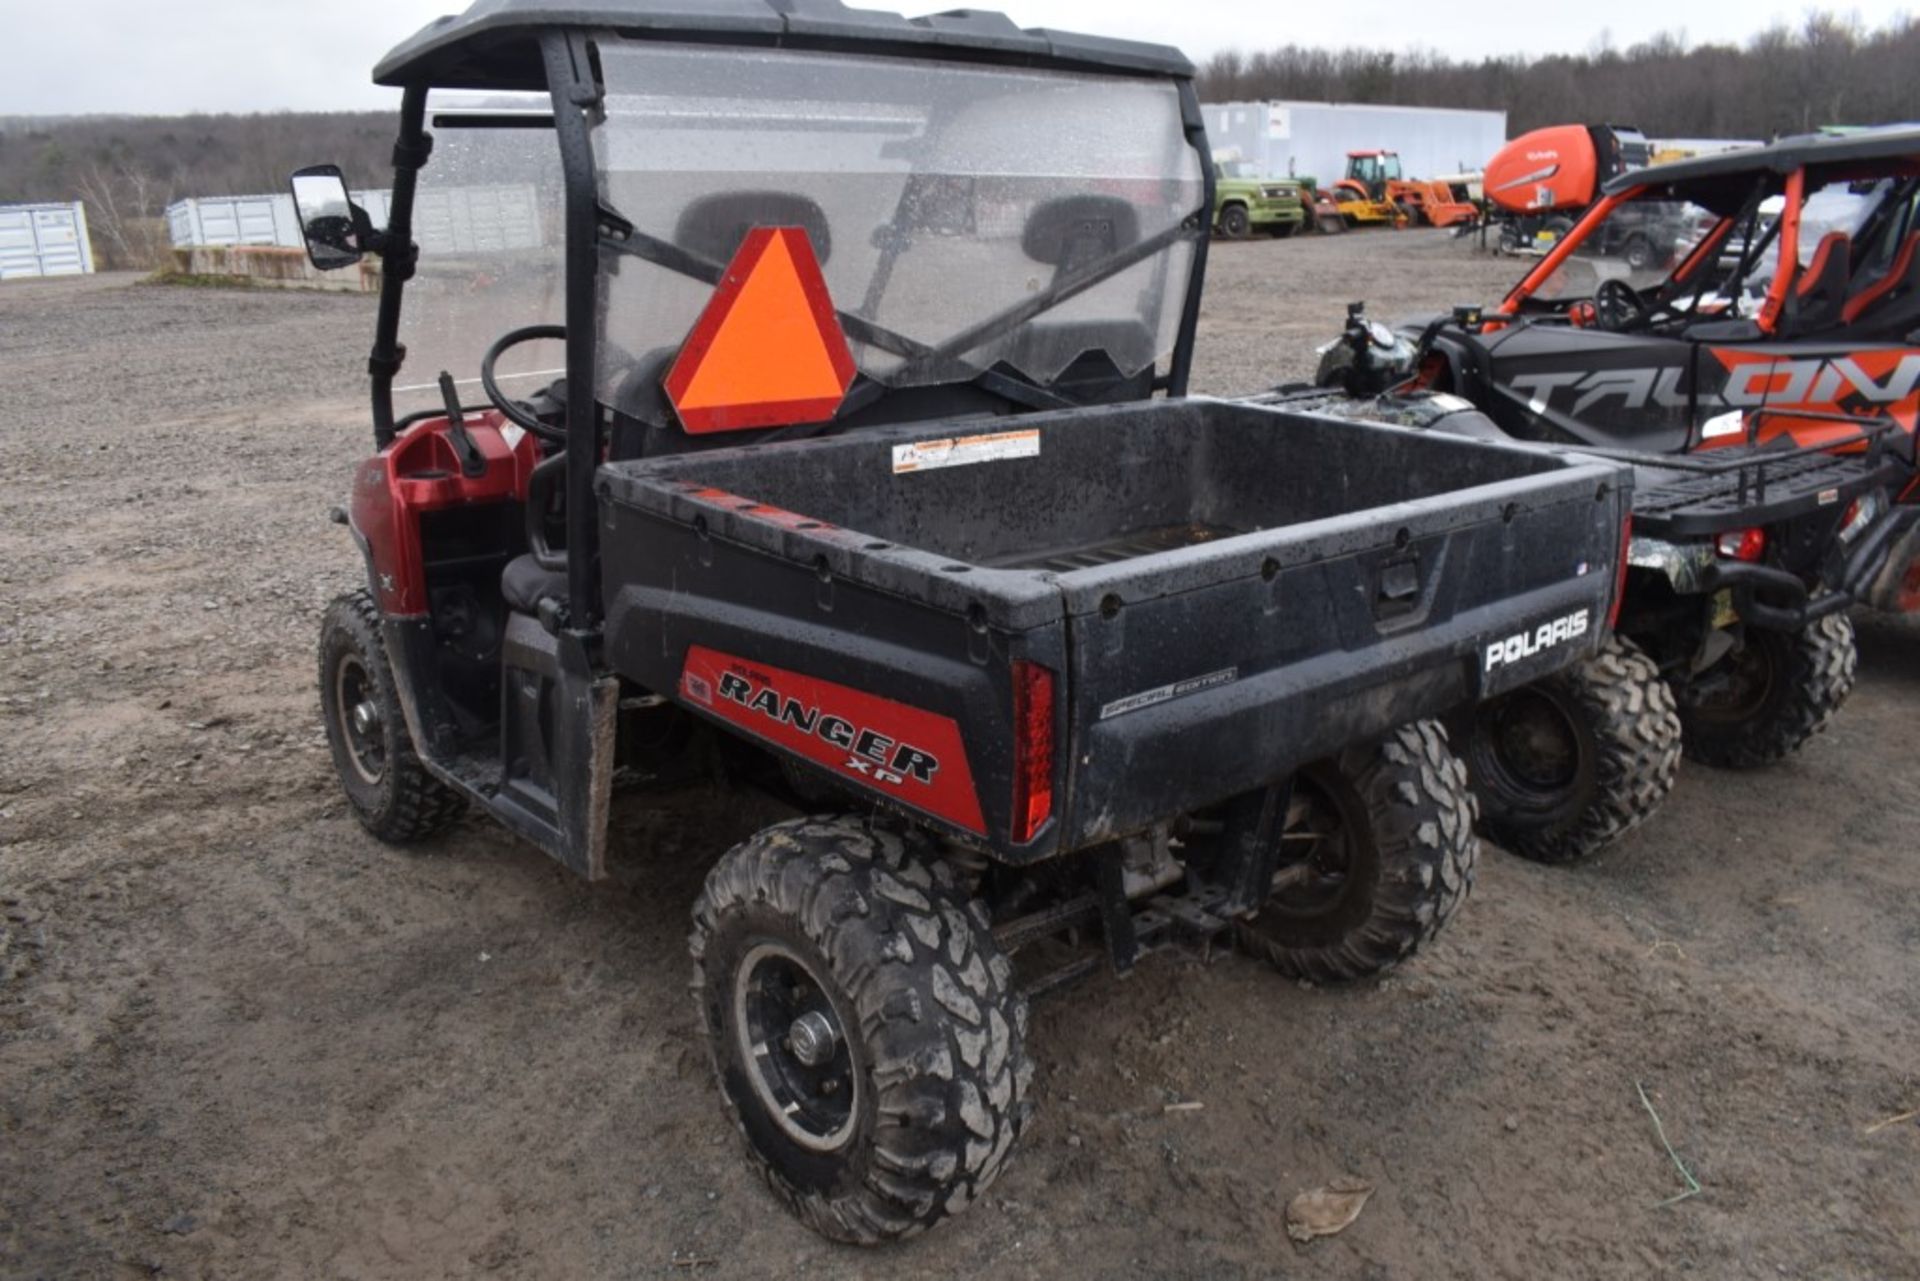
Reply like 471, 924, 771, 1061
362, 26, 1215, 634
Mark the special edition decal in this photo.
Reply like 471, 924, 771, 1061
680, 645, 986, 834
1099, 667, 1240, 721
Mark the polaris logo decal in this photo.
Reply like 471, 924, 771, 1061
1484, 609, 1591, 673
679, 645, 986, 834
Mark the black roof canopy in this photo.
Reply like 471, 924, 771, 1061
373, 0, 1195, 90
1607, 125, 1920, 212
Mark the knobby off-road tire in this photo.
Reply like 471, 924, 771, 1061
690, 816, 1033, 1244
1234, 721, 1478, 983
1679, 613, 1858, 770
317, 591, 464, 842
1458, 636, 1681, 865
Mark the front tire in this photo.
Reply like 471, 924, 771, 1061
1623, 232, 1657, 272
1457, 637, 1681, 864
1678, 614, 1857, 769
1234, 722, 1477, 983
318, 591, 464, 843
1218, 203, 1252, 240
690, 817, 1032, 1244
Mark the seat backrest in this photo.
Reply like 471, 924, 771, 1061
673, 191, 833, 267
1842, 229, 1920, 324
1021, 194, 1140, 281
1783, 231, 1851, 333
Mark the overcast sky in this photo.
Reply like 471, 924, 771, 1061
3, 0, 1913, 115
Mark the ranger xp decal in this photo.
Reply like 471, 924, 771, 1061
680, 645, 986, 835
1484, 609, 1591, 673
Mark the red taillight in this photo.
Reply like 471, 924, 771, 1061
1715, 527, 1767, 562
1609, 514, 1633, 630
1898, 556, 1920, 613
1010, 661, 1055, 844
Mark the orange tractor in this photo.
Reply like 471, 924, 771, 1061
1328, 150, 1480, 228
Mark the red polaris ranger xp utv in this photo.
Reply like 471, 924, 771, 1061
296, 0, 1634, 1242
1291, 125, 1920, 865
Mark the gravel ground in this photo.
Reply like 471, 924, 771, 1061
3, 232, 1918, 1279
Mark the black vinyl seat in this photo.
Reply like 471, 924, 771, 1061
502, 553, 567, 614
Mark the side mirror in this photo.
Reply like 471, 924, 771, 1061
289, 164, 363, 270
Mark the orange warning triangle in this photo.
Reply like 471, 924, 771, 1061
664, 227, 856, 434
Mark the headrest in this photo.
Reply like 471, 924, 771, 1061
674, 191, 833, 266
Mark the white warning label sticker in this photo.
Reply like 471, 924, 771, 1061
892, 429, 1040, 474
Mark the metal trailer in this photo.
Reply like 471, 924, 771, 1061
0, 202, 95, 280
167, 186, 537, 253
1202, 99, 1507, 186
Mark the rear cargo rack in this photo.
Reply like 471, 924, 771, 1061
1587, 415, 1905, 536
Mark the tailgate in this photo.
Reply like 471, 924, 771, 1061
1054, 456, 1630, 846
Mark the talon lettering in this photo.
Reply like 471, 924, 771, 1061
1504, 349, 1920, 445
1485, 609, 1591, 672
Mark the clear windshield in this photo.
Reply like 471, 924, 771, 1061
395, 91, 567, 416
1531, 198, 1721, 302
592, 41, 1206, 415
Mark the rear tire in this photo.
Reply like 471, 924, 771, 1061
1679, 614, 1857, 770
1234, 722, 1477, 983
690, 816, 1032, 1244
318, 591, 464, 843
1218, 204, 1251, 240
1457, 637, 1681, 864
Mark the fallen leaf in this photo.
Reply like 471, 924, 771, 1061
1286, 1176, 1374, 1243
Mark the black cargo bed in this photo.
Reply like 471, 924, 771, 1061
596, 397, 1632, 859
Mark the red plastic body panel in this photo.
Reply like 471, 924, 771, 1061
1484, 125, 1601, 215
679, 644, 987, 835
348, 412, 541, 617
1696, 345, 1920, 454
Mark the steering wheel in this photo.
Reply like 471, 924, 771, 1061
481, 324, 568, 443
1593, 278, 1652, 332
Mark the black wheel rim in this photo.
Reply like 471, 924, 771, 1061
1689, 636, 1779, 725
1478, 687, 1584, 801
732, 942, 859, 1152
333, 654, 386, 785
1265, 766, 1367, 922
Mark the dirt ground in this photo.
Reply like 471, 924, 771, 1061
3, 231, 1917, 1280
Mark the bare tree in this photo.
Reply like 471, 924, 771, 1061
1196, 10, 1920, 140
73, 157, 174, 271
